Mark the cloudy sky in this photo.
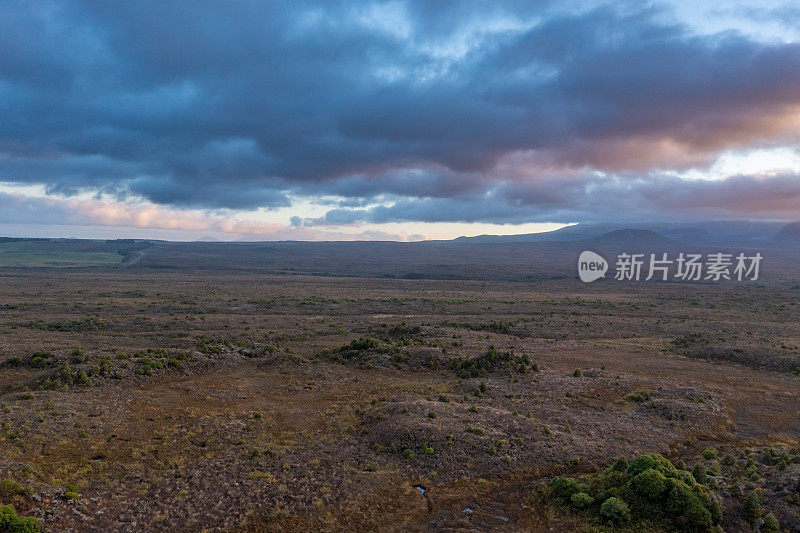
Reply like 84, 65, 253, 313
1, 1, 800, 241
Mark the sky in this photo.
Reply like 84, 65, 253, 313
1, 0, 800, 241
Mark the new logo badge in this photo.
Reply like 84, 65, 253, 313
578, 250, 608, 282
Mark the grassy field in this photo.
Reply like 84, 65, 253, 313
0, 242, 124, 266
0, 251, 124, 266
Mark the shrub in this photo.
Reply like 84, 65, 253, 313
625, 389, 651, 402
763, 512, 780, 532
247, 471, 277, 483
677, 470, 697, 485
571, 492, 594, 509
550, 477, 583, 502
546, 454, 721, 532
665, 479, 713, 531
600, 497, 630, 524
741, 488, 763, 524
691, 464, 708, 485
604, 457, 628, 474
26, 350, 55, 369
39, 362, 92, 390
626, 454, 678, 477
0, 504, 40, 532
628, 469, 667, 500
450, 345, 532, 378
701, 448, 717, 460
0, 479, 30, 498
693, 485, 722, 525
134, 357, 164, 376
4, 357, 22, 368
338, 337, 380, 359
70, 349, 86, 364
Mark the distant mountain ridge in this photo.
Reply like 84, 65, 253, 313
1, 221, 797, 249
773, 222, 800, 244
454, 220, 791, 247
584, 229, 673, 246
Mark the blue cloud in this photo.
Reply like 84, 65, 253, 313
0, 0, 799, 223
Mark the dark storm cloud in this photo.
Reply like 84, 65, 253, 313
1, 1, 799, 221
294, 172, 800, 226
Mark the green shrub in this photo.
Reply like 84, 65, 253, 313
39, 362, 92, 390
0, 479, 30, 497
546, 454, 721, 532
338, 337, 380, 359
664, 479, 715, 532
628, 468, 667, 500
741, 488, 763, 524
625, 389, 651, 402
701, 448, 717, 460
550, 477, 582, 502
600, 497, 630, 524
134, 357, 165, 376
4, 357, 22, 368
451, 345, 532, 378
626, 454, 678, 477
763, 512, 779, 532
604, 457, 628, 474
70, 349, 86, 364
693, 485, 722, 525
691, 464, 708, 485
26, 350, 55, 369
571, 492, 594, 509
0, 504, 41, 532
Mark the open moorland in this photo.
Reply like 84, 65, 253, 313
0, 238, 799, 532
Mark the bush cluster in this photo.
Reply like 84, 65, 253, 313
319, 337, 384, 362
450, 345, 534, 378
547, 453, 722, 531
0, 504, 40, 532
39, 361, 92, 390
133, 348, 183, 375
0, 479, 30, 498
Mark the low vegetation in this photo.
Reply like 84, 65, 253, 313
0, 266, 797, 531
545, 453, 722, 531
450, 345, 535, 378
0, 504, 40, 532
